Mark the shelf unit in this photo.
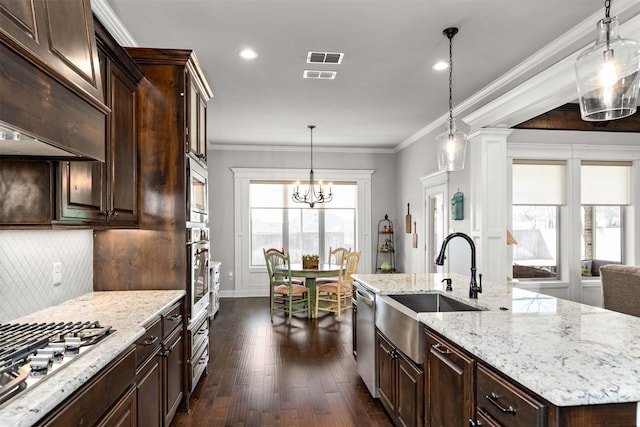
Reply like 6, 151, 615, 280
376, 214, 396, 273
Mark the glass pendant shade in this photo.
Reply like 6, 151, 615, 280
436, 118, 468, 171
575, 17, 640, 121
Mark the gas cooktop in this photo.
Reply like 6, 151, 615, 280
0, 321, 114, 406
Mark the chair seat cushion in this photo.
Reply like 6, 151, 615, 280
318, 282, 352, 294
274, 284, 308, 295
316, 277, 338, 285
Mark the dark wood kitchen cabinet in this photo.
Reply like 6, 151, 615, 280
162, 302, 184, 426
57, 19, 143, 226
94, 48, 212, 291
135, 318, 163, 427
376, 331, 424, 427
188, 74, 210, 162
425, 329, 475, 427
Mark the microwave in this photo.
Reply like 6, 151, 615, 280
187, 155, 208, 225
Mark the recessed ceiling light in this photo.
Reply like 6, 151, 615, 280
432, 61, 448, 71
239, 48, 258, 59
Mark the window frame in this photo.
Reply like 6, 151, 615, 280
249, 182, 358, 267
507, 141, 638, 302
232, 167, 374, 296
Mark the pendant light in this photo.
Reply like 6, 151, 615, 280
436, 27, 468, 172
292, 125, 333, 208
575, 0, 639, 121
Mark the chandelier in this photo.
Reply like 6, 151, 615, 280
436, 27, 468, 172
574, 0, 639, 121
292, 125, 333, 208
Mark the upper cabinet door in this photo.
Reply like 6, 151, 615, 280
187, 72, 208, 163
0, 0, 103, 104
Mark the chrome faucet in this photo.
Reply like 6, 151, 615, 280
435, 232, 483, 299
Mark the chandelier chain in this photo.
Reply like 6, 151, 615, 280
604, 0, 611, 18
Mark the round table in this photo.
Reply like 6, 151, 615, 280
275, 263, 341, 318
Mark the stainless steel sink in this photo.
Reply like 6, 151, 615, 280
388, 293, 481, 313
376, 293, 482, 363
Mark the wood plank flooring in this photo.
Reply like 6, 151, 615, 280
172, 297, 393, 427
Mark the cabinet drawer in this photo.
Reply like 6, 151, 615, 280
477, 364, 546, 427
162, 303, 183, 338
188, 341, 209, 393
188, 313, 209, 359
136, 318, 161, 368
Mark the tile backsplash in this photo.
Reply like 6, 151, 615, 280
0, 229, 93, 322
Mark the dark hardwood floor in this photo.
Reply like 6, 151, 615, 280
172, 297, 393, 427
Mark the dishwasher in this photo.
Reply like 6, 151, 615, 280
354, 280, 378, 398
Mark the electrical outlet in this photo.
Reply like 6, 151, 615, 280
53, 262, 62, 286
228, 271, 233, 281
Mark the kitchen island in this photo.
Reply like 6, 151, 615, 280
352, 272, 640, 426
0, 290, 185, 427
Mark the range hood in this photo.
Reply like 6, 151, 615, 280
0, 122, 83, 158
0, 38, 107, 162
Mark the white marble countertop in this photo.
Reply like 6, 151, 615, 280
0, 290, 185, 427
352, 273, 640, 407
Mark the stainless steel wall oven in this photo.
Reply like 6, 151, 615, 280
187, 226, 209, 320
186, 156, 208, 225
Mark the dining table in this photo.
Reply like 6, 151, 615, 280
275, 263, 342, 318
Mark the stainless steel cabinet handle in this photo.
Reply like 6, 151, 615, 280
432, 343, 451, 355
167, 314, 181, 322
485, 392, 517, 414
143, 336, 158, 346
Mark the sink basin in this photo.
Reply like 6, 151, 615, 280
388, 293, 481, 313
376, 293, 482, 364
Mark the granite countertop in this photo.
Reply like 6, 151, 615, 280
0, 290, 185, 427
352, 273, 640, 407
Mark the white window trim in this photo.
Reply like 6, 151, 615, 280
507, 139, 639, 304
232, 167, 374, 297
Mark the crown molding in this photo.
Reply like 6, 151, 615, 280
91, 0, 138, 47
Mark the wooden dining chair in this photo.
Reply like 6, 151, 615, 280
316, 246, 351, 285
316, 250, 361, 321
264, 247, 304, 285
600, 264, 640, 317
264, 249, 310, 324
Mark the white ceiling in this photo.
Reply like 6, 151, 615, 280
102, 0, 635, 150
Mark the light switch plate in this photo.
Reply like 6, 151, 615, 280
53, 262, 62, 286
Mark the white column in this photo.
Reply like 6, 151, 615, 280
469, 129, 512, 284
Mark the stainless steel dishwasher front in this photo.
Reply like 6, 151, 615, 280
354, 281, 378, 398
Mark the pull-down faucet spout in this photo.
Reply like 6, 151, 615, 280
435, 232, 482, 299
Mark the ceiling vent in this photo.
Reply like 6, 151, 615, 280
303, 70, 337, 80
307, 51, 344, 64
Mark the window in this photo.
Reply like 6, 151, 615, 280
580, 162, 630, 276
250, 182, 357, 266
511, 161, 565, 279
